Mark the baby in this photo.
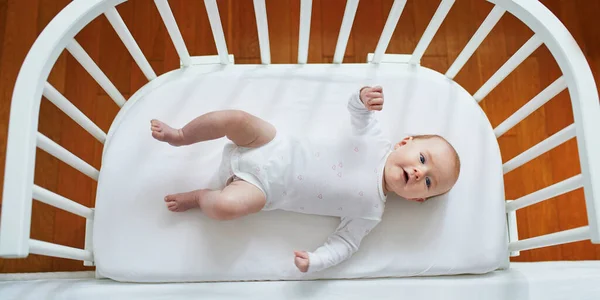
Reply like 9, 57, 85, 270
150, 86, 460, 273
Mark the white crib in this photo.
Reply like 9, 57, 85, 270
1, 0, 600, 298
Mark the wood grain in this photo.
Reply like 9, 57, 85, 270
0, 0, 599, 273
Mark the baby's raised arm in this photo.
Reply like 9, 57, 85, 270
294, 217, 379, 273
347, 86, 385, 135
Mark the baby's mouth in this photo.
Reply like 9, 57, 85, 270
403, 168, 409, 183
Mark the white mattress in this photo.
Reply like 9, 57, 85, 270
94, 64, 507, 282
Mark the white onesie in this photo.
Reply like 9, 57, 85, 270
217, 90, 392, 273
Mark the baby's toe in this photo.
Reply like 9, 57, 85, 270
152, 131, 165, 140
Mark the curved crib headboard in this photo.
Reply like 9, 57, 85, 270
0, 0, 598, 266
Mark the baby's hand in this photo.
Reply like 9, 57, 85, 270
360, 86, 384, 111
294, 250, 309, 273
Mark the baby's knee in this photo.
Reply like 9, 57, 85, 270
212, 194, 244, 220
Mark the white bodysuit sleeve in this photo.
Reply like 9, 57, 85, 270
306, 217, 379, 273
347, 90, 382, 136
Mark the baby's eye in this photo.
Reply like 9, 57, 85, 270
420, 153, 425, 164
426, 177, 431, 189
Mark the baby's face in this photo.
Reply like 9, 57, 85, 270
384, 136, 459, 202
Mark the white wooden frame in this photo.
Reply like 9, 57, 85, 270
0, 0, 598, 270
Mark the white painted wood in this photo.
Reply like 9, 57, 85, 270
32, 185, 94, 219
333, 0, 359, 64
503, 124, 576, 174
84, 212, 95, 266
0, 0, 126, 258
409, 0, 455, 65
506, 201, 520, 257
372, 0, 407, 64
253, 0, 271, 64
42, 82, 106, 144
298, 0, 313, 64
506, 174, 583, 212
104, 7, 156, 81
473, 34, 543, 102
29, 239, 93, 262
36, 133, 100, 181
66, 39, 126, 107
367, 53, 411, 64
494, 76, 567, 137
490, 0, 600, 243
189, 55, 235, 66
154, 0, 191, 67
445, 5, 505, 79
509, 226, 590, 252
204, 0, 230, 64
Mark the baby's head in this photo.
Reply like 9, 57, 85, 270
384, 135, 460, 202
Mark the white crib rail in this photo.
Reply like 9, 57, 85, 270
0, 0, 599, 266
409, 0, 454, 65
445, 5, 505, 79
154, 0, 191, 67
333, 0, 359, 64
0, 0, 126, 259
488, 0, 600, 248
298, 0, 313, 64
104, 7, 157, 80
204, 0, 230, 65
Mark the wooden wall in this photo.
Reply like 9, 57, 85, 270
0, 0, 599, 273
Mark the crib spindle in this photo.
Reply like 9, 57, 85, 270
506, 201, 520, 257
66, 40, 126, 107
333, 0, 359, 64
36, 133, 100, 181
29, 239, 93, 262
503, 124, 576, 174
409, 0, 455, 65
372, 0, 407, 64
32, 185, 94, 219
506, 174, 583, 212
494, 76, 567, 137
509, 226, 590, 252
42, 83, 107, 144
104, 7, 157, 81
253, 0, 271, 64
204, 0, 230, 64
445, 5, 505, 79
473, 34, 543, 102
298, 0, 313, 64
154, 0, 191, 67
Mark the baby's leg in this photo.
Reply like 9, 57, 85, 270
165, 180, 266, 220
151, 110, 275, 147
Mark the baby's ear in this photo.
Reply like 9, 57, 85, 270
394, 136, 413, 149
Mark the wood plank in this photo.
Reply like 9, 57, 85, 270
98, 2, 133, 97
307, 0, 324, 63
0, 0, 7, 54
266, 0, 293, 64
320, 0, 354, 62
351, 0, 383, 63
224, 0, 260, 61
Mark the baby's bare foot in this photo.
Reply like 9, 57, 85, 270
151, 119, 185, 146
164, 190, 204, 212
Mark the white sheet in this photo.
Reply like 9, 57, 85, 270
4, 262, 600, 299
94, 64, 507, 282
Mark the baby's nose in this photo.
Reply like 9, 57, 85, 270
413, 167, 424, 180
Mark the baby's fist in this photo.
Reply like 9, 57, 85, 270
294, 251, 309, 273
360, 86, 384, 111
